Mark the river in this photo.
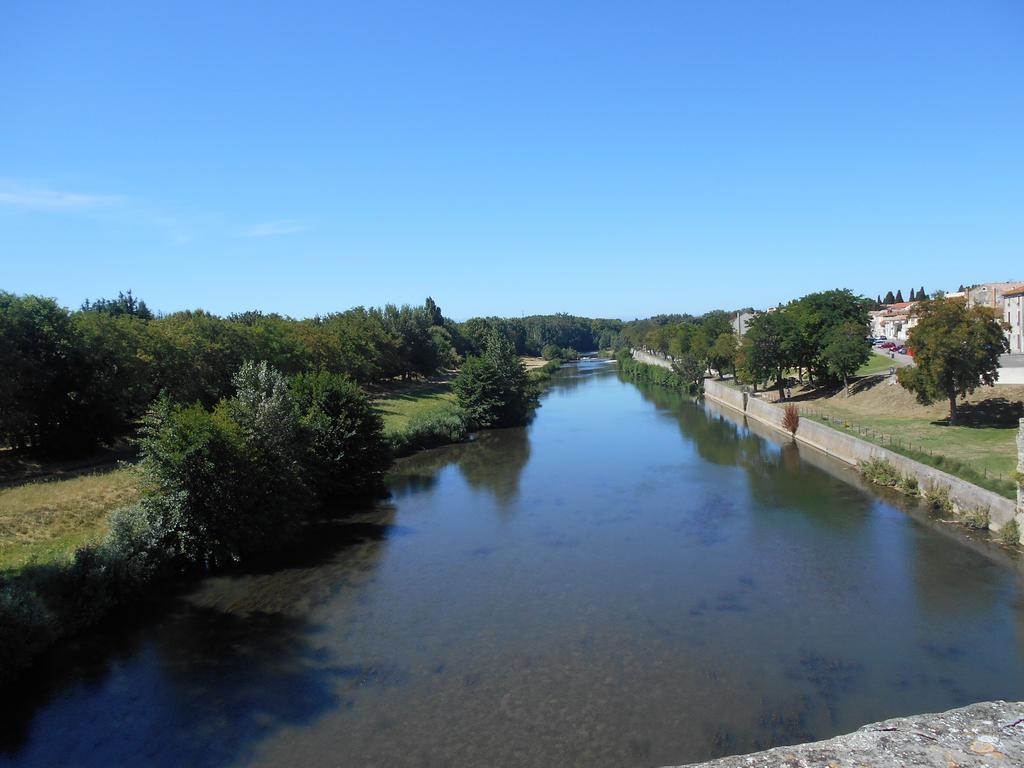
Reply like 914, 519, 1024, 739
2, 360, 1023, 767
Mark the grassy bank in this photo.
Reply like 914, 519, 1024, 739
2, 359, 557, 579
373, 379, 458, 434
0, 467, 140, 575
794, 377, 1022, 499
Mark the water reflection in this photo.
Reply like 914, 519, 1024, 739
3, 363, 1024, 768
390, 427, 531, 510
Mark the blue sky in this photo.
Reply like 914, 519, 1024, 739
2, 1, 1022, 320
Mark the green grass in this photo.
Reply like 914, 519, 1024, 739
0, 467, 140, 574
856, 353, 906, 376
373, 381, 457, 435
804, 411, 1018, 499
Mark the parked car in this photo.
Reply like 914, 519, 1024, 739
880, 342, 897, 350
896, 345, 907, 354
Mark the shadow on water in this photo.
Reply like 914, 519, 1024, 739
5, 361, 1024, 768
1, 606, 348, 767
0, 508, 402, 768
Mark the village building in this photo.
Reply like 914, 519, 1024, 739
869, 301, 918, 341
1003, 284, 1024, 355
966, 282, 1023, 310
732, 311, 755, 338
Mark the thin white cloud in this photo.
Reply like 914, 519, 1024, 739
0, 180, 122, 210
243, 220, 307, 238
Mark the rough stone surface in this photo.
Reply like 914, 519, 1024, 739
666, 700, 1024, 768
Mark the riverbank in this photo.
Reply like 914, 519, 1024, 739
791, 376, 1023, 499
628, 347, 1022, 502
668, 700, 1024, 768
702, 378, 1023, 542
0, 355, 563, 682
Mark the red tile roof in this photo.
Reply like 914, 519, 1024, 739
1002, 283, 1024, 297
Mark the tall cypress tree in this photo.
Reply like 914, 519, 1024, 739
895, 290, 904, 303
883, 290, 895, 304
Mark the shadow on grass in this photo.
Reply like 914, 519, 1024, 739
931, 398, 1024, 429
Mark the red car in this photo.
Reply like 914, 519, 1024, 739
880, 342, 897, 350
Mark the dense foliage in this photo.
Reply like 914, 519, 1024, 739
618, 289, 872, 395
616, 352, 690, 391
897, 298, 1009, 424
0, 360, 392, 679
0, 289, 620, 455
453, 333, 539, 428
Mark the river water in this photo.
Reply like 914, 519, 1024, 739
3, 360, 1024, 767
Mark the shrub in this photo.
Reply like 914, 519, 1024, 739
927, 485, 955, 516
0, 578, 55, 677
999, 519, 1021, 546
782, 405, 800, 435
859, 458, 901, 487
291, 370, 390, 502
896, 474, 920, 496
454, 333, 538, 428
389, 403, 470, 456
616, 352, 691, 391
960, 506, 990, 530
134, 362, 313, 568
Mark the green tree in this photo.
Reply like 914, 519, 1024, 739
741, 312, 793, 397
821, 321, 870, 396
883, 291, 896, 304
708, 332, 739, 379
290, 370, 390, 502
81, 290, 153, 320
672, 353, 705, 392
786, 289, 870, 383
897, 299, 1009, 424
453, 332, 538, 427
424, 296, 444, 326
0, 292, 92, 451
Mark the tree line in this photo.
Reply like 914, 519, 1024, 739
617, 290, 874, 396
616, 290, 1009, 422
0, 290, 621, 455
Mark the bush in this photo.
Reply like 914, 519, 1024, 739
782, 405, 800, 435
616, 352, 692, 391
389, 403, 471, 456
896, 474, 920, 496
859, 458, 901, 488
291, 370, 390, 502
0, 578, 55, 677
960, 506, 990, 530
453, 333, 538, 428
0, 359, 404, 682
1000, 519, 1021, 546
927, 485, 955, 516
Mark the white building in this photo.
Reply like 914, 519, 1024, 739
1004, 284, 1024, 354
869, 301, 918, 341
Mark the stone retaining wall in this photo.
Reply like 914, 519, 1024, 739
702, 378, 1023, 539
630, 348, 675, 370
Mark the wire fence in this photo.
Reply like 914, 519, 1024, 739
798, 406, 1011, 484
